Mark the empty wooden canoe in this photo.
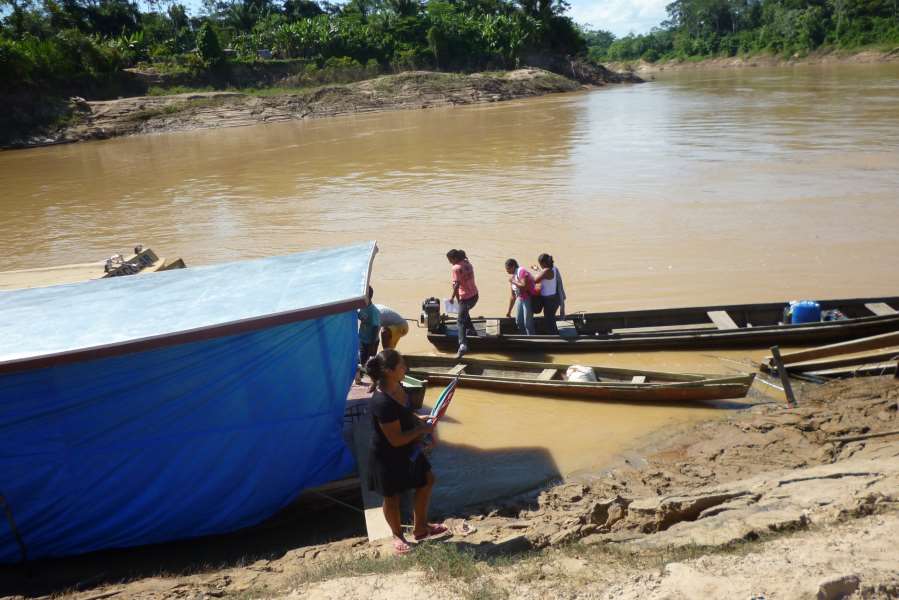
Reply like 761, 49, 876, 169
403, 355, 755, 403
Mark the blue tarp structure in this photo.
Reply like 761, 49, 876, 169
0, 242, 377, 563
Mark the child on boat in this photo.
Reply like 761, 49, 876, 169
505, 258, 536, 335
356, 286, 380, 385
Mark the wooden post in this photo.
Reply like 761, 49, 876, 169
770, 346, 797, 407
351, 416, 393, 542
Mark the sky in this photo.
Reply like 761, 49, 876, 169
136, 0, 667, 40
568, 0, 669, 37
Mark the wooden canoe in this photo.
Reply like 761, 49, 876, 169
0, 247, 186, 291
424, 296, 899, 352
403, 355, 755, 403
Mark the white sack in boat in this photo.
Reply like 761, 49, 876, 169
565, 365, 597, 382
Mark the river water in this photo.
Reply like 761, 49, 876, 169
3, 63, 899, 510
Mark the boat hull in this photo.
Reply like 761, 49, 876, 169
417, 373, 753, 402
426, 296, 899, 352
404, 356, 755, 403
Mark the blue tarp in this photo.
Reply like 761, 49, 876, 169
0, 243, 375, 563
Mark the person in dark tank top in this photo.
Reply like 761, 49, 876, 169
366, 349, 448, 554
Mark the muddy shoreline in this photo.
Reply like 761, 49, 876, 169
3, 376, 897, 599
606, 47, 899, 75
8, 68, 621, 150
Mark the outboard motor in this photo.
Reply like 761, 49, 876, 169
420, 297, 442, 332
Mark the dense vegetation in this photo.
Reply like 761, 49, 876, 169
0, 0, 586, 97
586, 0, 899, 62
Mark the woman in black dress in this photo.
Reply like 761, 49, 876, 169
366, 349, 448, 554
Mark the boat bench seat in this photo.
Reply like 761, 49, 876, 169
484, 319, 501, 336
448, 364, 467, 376
556, 320, 578, 339
865, 302, 898, 316
611, 322, 718, 334
707, 310, 740, 330
537, 368, 558, 381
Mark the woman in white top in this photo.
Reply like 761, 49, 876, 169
533, 253, 566, 335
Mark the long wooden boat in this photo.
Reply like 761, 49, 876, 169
423, 296, 899, 352
0, 242, 377, 563
0, 246, 185, 291
403, 355, 755, 403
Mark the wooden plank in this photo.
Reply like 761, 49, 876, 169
770, 346, 797, 407
351, 416, 393, 542
805, 362, 897, 378
537, 368, 558, 381
448, 364, 467, 376
866, 302, 898, 316
485, 319, 501, 336
631, 375, 647, 383
782, 350, 899, 373
557, 320, 578, 339
611, 322, 717, 334
707, 310, 739, 330
766, 330, 899, 365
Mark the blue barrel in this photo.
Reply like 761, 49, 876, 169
790, 300, 821, 324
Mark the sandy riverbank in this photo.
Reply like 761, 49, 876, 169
3, 375, 897, 599
10, 67, 639, 150
605, 47, 899, 76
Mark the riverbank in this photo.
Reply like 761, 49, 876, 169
5, 67, 636, 150
4, 375, 896, 599
606, 46, 899, 75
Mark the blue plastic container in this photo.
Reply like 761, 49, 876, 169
790, 300, 821, 324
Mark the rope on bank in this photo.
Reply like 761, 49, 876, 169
309, 491, 364, 514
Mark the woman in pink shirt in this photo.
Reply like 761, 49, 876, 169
447, 249, 478, 358
504, 258, 536, 335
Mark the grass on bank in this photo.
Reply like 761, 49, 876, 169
218, 519, 824, 600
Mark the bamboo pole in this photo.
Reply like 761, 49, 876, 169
765, 330, 899, 366
772, 350, 899, 373
827, 429, 899, 443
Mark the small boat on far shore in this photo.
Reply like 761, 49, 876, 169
0, 245, 186, 291
403, 355, 755, 403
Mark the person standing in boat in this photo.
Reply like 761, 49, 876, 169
447, 249, 479, 359
376, 304, 409, 350
366, 349, 447, 555
356, 286, 381, 385
505, 258, 536, 335
532, 253, 566, 335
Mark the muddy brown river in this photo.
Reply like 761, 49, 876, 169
2, 63, 899, 510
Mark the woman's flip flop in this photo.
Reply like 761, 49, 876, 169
393, 538, 412, 555
413, 523, 449, 541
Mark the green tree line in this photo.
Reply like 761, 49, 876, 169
0, 0, 586, 96
586, 0, 899, 62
